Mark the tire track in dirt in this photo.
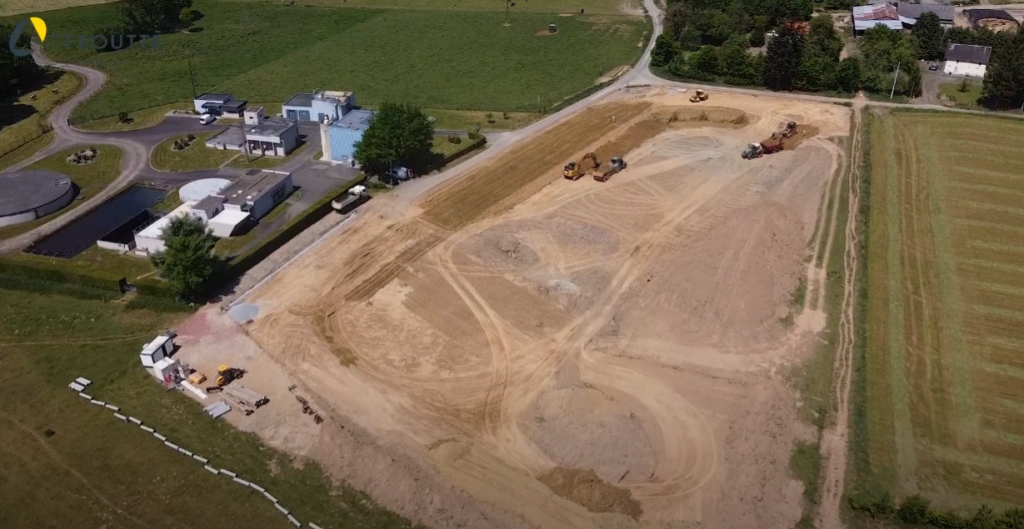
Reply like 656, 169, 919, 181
815, 105, 864, 529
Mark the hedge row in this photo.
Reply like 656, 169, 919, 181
0, 273, 118, 301
848, 491, 1024, 528
0, 259, 123, 293
546, 79, 615, 115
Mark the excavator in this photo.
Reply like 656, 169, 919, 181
563, 152, 599, 180
689, 89, 709, 103
593, 157, 627, 182
215, 365, 246, 387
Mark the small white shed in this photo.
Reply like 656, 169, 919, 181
140, 334, 175, 367
152, 357, 180, 382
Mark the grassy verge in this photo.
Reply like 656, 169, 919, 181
425, 109, 539, 131
151, 132, 238, 172
227, 141, 310, 170
76, 103, 191, 132
791, 441, 824, 527
0, 71, 82, 158
0, 145, 124, 241
151, 185, 184, 212
215, 196, 296, 257
41, 1, 646, 119
0, 245, 156, 284
938, 81, 982, 109
0, 287, 421, 529
0, 131, 54, 172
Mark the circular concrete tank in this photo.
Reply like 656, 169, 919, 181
0, 170, 75, 227
179, 178, 231, 202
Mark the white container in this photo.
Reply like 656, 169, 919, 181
152, 357, 179, 382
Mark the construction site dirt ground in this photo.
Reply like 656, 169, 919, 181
186, 89, 852, 529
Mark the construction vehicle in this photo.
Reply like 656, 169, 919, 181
594, 157, 627, 182
332, 185, 368, 213
780, 121, 797, 138
741, 139, 784, 159
563, 152, 599, 180
215, 365, 246, 387
689, 89, 709, 103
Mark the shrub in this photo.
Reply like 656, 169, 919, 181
447, 135, 462, 144
186, 133, 196, 142
485, 112, 494, 123
897, 495, 931, 525
117, 111, 131, 124
502, 111, 509, 120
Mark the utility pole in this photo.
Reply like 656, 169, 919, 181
889, 61, 901, 100
505, 0, 516, 25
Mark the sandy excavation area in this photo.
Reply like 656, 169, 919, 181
241, 89, 851, 529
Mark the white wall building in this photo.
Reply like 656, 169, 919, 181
944, 43, 992, 77
133, 201, 197, 256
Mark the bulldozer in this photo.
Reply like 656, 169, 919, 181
564, 152, 599, 180
594, 157, 627, 182
215, 365, 246, 387
689, 89, 709, 103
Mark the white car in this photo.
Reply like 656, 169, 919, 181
199, 114, 215, 125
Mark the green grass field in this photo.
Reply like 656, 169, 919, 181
151, 131, 238, 172
32, 0, 645, 123
939, 81, 983, 109
219, 0, 632, 14
77, 103, 192, 132
0, 71, 82, 157
0, 131, 54, 172
862, 111, 1024, 510
0, 287, 421, 529
0, 0, 114, 17
0, 145, 123, 241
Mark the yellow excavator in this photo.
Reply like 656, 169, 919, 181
563, 152, 599, 180
689, 89, 709, 103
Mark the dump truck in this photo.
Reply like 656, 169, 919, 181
741, 139, 783, 159
689, 89, 709, 103
332, 185, 368, 213
564, 152, 599, 180
594, 157, 627, 182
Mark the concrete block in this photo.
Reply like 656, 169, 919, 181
219, 469, 237, 478
204, 465, 219, 474
69, 382, 85, 392
113, 413, 127, 421
248, 483, 265, 493
104, 404, 119, 411
263, 491, 278, 503
192, 455, 209, 464
75, 377, 91, 386
79, 393, 92, 399
287, 514, 300, 527
153, 433, 166, 441
309, 524, 324, 529
182, 449, 193, 457
90, 400, 105, 406
232, 477, 249, 486
164, 441, 178, 450
128, 417, 142, 425
140, 425, 155, 433
274, 503, 289, 515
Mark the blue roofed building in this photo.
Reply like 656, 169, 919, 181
320, 109, 374, 165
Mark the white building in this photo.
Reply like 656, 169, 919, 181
944, 43, 992, 77
133, 201, 198, 256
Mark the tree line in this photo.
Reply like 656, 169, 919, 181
849, 490, 1024, 529
0, 23, 46, 101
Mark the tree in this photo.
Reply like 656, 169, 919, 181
353, 102, 434, 174
118, 0, 193, 33
806, 15, 843, 62
652, 34, 681, 67
835, 57, 862, 92
749, 15, 768, 47
721, 38, 757, 84
694, 45, 721, 75
152, 215, 218, 302
691, 11, 736, 46
179, 7, 196, 24
896, 495, 931, 525
912, 12, 944, 61
981, 28, 1024, 109
665, 4, 689, 40
763, 25, 804, 90
0, 23, 45, 100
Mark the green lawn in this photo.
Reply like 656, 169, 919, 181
37, 0, 646, 122
220, 0, 630, 14
227, 141, 310, 170
939, 81, 983, 108
425, 109, 539, 131
0, 286, 421, 529
151, 131, 238, 172
0, 245, 156, 284
151, 185, 184, 212
0, 71, 82, 157
0, 145, 124, 241
0, 131, 54, 172
76, 103, 192, 132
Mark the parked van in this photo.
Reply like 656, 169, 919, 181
199, 114, 215, 125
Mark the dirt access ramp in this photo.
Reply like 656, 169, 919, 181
243, 90, 851, 529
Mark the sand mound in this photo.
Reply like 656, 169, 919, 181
457, 225, 541, 269
654, 106, 750, 127
538, 467, 643, 519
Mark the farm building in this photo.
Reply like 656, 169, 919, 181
944, 43, 992, 78
193, 93, 248, 118
283, 91, 355, 122
852, 3, 902, 36
963, 9, 1020, 33
320, 110, 375, 165
897, 3, 954, 28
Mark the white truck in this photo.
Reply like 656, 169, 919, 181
331, 185, 368, 213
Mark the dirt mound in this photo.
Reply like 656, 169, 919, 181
782, 124, 819, 150
654, 106, 750, 127
456, 225, 541, 269
979, 18, 1018, 32
537, 467, 643, 519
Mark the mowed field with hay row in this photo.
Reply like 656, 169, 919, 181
863, 111, 1024, 509
218, 0, 636, 15
26, 0, 647, 123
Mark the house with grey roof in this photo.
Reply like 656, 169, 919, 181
898, 3, 954, 28
944, 43, 992, 77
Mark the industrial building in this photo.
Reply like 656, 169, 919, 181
851, 3, 902, 35
193, 93, 248, 118
944, 43, 992, 77
133, 200, 199, 255
282, 90, 355, 122
0, 170, 74, 227
205, 116, 299, 158
897, 3, 954, 29
216, 171, 294, 221
321, 109, 374, 164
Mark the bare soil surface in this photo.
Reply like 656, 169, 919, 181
195, 89, 850, 529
